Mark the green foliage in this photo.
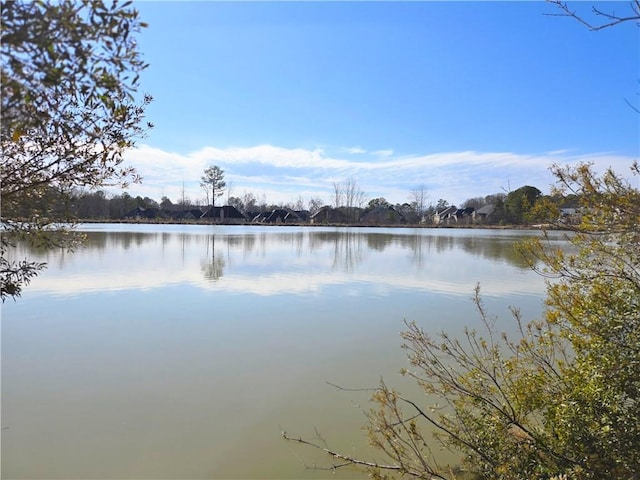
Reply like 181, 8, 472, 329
517, 162, 640, 477
504, 185, 542, 224
1, 0, 152, 300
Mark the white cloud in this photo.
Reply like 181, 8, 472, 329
344, 146, 367, 154
373, 149, 394, 157
121, 143, 637, 206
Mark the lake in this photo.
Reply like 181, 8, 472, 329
1, 224, 564, 479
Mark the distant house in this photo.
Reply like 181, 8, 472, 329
274, 208, 303, 223
310, 206, 350, 224
473, 204, 495, 223
294, 210, 311, 223
200, 205, 246, 224
360, 205, 407, 225
559, 207, 581, 225
250, 208, 303, 224
451, 207, 475, 224
124, 207, 161, 220
433, 206, 457, 225
249, 211, 269, 223
170, 209, 204, 221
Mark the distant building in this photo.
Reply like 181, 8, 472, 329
473, 204, 495, 223
124, 207, 162, 220
200, 206, 246, 224
310, 206, 350, 224
433, 206, 457, 225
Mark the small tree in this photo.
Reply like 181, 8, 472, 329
242, 191, 258, 213
434, 198, 450, 212
409, 185, 429, 222
227, 196, 245, 213
200, 165, 226, 211
1, 0, 152, 300
308, 197, 325, 215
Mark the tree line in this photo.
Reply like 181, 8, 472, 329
0, 165, 581, 227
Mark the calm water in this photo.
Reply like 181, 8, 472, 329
1, 225, 564, 479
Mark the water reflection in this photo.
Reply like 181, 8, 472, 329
6, 226, 558, 298
202, 235, 225, 282
2, 225, 563, 479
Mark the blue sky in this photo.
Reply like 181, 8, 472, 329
122, 1, 639, 207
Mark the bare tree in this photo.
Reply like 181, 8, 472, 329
291, 195, 306, 211
332, 181, 343, 208
308, 197, 324, 215
227, 196, 244, 214
242, 191, 258, 213
333, 177, 367, 221
200, 183, 210, 206
461, 196, 485, 210
409, 184, 429, 221
226, 180, 235, 205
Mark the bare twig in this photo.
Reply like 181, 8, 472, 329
545, 0, 640, 31
281, 431, 405, 472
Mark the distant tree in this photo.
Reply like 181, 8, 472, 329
344, 177, 367, 211
177, 195, 193, 210
461, 196, 485, 210
367, 197, 390, 210
160, 196, 173, 211
257, 193, 269, 212
484, 192, 507, 205
492, 194, 507, 224
242, 191, 258, 213
308, 197, 325, 215
332, 181, 343, 208
332, 178, 366, 221
226, 180, 235, 204
227, 196, 244, 213
292, 195, 306, 211
505, 185, 542, 224
1, 0, 152, 300
200, 165, 226, 210
408, 185, 429, 220
142, 197, 158, 209
435, 198, 450, 211
75, 189, 109, 219
108, 192, 136, 219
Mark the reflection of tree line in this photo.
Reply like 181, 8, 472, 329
16, 230, 535, 279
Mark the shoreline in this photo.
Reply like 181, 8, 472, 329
72, 218, 558, 230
